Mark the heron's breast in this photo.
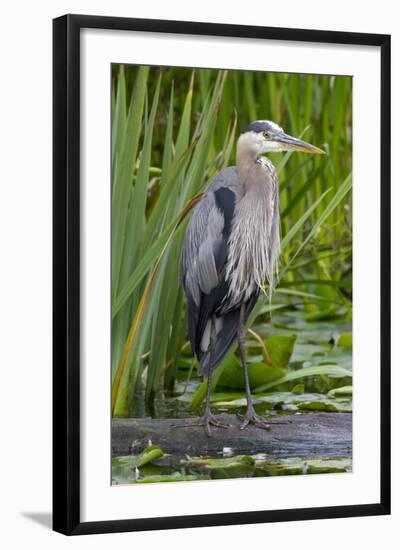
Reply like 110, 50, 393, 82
223, 183, 278, 308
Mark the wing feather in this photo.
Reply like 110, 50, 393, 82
180, 169, 239, 359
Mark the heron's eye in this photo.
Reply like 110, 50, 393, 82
263, 131, 270, 139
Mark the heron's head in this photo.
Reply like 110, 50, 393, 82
238, 120, 325, 156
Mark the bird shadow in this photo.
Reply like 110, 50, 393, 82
22, 512, 52, 530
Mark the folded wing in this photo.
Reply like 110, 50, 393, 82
180, 168, 258, 375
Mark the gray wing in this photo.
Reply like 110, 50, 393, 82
180, 167, 253, 372
180, 195, 225, 305
180, 167, 240, 303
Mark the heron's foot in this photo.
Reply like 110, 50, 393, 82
237, 409, 271, 430
173, 413, 231, 437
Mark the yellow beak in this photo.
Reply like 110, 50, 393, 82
276, 132, 326, 154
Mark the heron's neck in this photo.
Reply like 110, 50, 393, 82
236, 140, 259, 184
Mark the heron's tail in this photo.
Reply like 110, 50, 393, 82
198, 292, 259, 377
198, 308, 239, 376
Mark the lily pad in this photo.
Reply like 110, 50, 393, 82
337, 333, 352, 349
272, 317, 337, 341
185, 455, 256, 479
328, 385, 353, 398
186, 455, 255, 469
217, 356, 286, 390
265, 334, 297, 368
306, 457, 352, 474
255, 457, 306, 476
290, 343, 331, 364
112, 445, 164, 469
291, 383, 305, 394
136, 472, 210, 483
302, 349, 352, 372
212, 390, 352, 413
253, 364, 351, 393
112, 446, 166, 484
255, 456, 351, 475
112, 465, 139, 485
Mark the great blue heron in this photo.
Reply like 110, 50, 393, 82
180, 120, 324, 435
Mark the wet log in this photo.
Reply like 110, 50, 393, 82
112, 412, 352, 458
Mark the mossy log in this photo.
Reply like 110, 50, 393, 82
112, 412, 352, 458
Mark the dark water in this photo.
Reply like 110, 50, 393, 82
112, 315, 352, 484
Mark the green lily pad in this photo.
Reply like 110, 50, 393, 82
112, 465, 139, 485
112, 445, 164, 469
185, 455, 254, 470
301, 346, 352, 372
253, 364, 351, 393
255, 457, 306, 476
337, 333, 352, 349
265, 334, 297, 369
212, 390, 352, 413
217, 356, 286, 390
271, 317, 337, 342
306, 457, 352, 474
186, 455, 255, 469
136, 472, 210, 483
255, 456, 351, 475
290, 343, 331, 364
112, 446, 166, 483
291, 383, 305, 394
186, 455, 256, 479
328, 385, 353, 398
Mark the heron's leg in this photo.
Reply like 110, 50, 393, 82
172, 316, 231, 436
237, 302, 271, 430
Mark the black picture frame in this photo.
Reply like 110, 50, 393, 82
53, 14, 391, 535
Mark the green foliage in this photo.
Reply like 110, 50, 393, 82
211, 390, 352, 413
111, 64, 352, 416
113, 445, 164, 469
112, 445, 165, 484
186, 455, 255, 468
253, 365, 351, 393
135, 473, 210, 483
265, 335, 297, 369
328, 385, 353, 398
217, 357, 286, 390
337, 333, 352, 348
111, 450, 352, 484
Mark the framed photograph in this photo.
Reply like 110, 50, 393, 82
53, 14, 391, 535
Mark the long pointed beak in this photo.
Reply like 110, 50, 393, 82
277, 132, 326, 154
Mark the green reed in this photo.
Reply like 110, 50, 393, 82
111, 65, 352, 416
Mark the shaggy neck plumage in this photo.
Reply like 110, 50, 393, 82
231, 133, 280, 299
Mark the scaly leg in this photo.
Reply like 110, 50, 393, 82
237, 302, 271, 430
174, 316, 231, 436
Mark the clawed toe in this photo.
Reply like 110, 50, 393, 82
209, 418, 231, 429
173, 414, 232, 436
237, 411, 271, 430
